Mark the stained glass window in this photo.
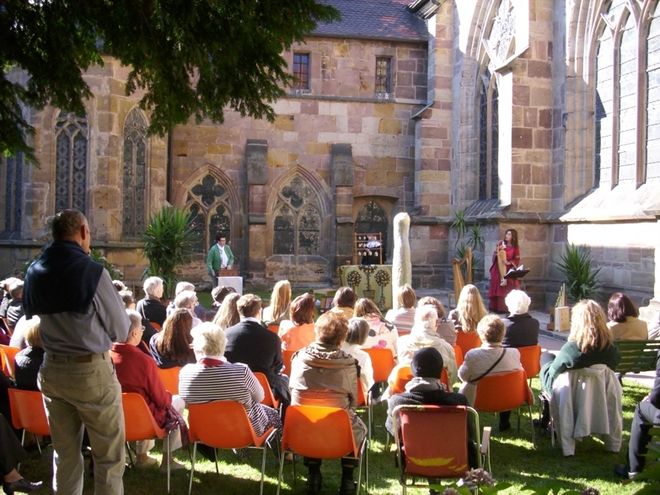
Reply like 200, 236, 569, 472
122, 108, 148, 238
273, 175, 321, 255
185, 174, 231, 253
55, 112, 88, 212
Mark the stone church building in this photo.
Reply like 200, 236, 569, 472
2, 0, 660, 313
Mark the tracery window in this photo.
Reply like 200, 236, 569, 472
122, 109, 148, 238
55, 112, 88, 212
0, 153, 23, 237
273, 175, 321, 255
478, 69, 499, 200
355, 200, 388, 257
185, 174, 232, 253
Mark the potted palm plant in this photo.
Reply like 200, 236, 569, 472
556, 243, 601, 304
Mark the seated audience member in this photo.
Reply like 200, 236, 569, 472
615, 354, 660, 479
14, 317, 43, 391
212, 292, 241, 331
179, 322, 280, 436
150, 308, 196, 369
0, 278, 20, 320
538, 299, 619, 428
385, 284, 417, 336
5, 281, 24, 332
211, 285, 235, 309
607, 292, 648, 341
119, 289, 136, 310
448, 284, 488, 335
330, 287, 357, 320
341, 317, 375, 392
225, 294, 290, 405
502, 290, 540, 348
418, 296, 456, 346
173, 290, 202, 327
458, 314, 523, 432
137, 276, 167, 327
386, 347, 468, 436
289, 312, 367, 495
397, 305, 457, 384
0, 412, 42, 493
9, 316, 31, 350
112, 280, 127, 292
166, 282, 206, 321
262, 280, 291, 326
111, 310, 186, 470
354, 298, 398, 354
278, 293, 316, 351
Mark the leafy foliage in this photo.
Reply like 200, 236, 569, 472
142, 206, 196, 298
0, 0, 340, 158
89, 248, 124, 281
556, 244, 601, 303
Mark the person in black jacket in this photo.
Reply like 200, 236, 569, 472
224, 294, 290, 405
502, 290, 539, 348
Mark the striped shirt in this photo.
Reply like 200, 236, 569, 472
179, 360, 273, 436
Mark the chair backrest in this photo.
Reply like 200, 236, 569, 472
0, 344, 20, 377
282, 349, 295, 377
151, 321, 162, 331
473, 369, 531, 413
267, 323, 279, 334
614, 340, 660, 374
157, 366, 181, 395
282, 405, 358, 459
364, 347, 396, 383
254, 371, 279, 408
389, 364, 449, 395
8, 388, 50, 436
453, 344, 464, 368
517, 345, 541, 379
188, 400, 266, 448
121, 392, 165, 442
394, 405, 471, 478
455, 331, 482, 357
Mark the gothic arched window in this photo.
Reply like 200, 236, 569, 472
355, 200, 388, 256
122, 109, 148, 238
617, 12, 637, 185
55, 112, 88, 212
273, 175, 321, 255
185, 174, 232, 253
0, 153, 23, 237
646, 3, 660, 181
478, 69, 499, 200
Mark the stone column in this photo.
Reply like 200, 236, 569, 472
331, 144, 353, 269
245, 139, 268, 277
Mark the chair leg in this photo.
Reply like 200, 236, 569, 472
259, 446, 267, 495
166, 435, 171, 494
188, 443, 197, 495
527, 405, 535, 447
276, 448, 286, 495
214, 448, 219, 474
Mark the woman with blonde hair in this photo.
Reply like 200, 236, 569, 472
212, 292, 241, 331
262, 280, 291, 325
354, 297, 398, 354
448, 284, 488, 334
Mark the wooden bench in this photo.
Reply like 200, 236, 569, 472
613, 340, 660, 376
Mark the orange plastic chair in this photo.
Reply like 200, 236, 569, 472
267, 323, 280, 334
388, 364, 449, 395
254, 371, 280, 409
276, 405, 367, 495
0, 344, 20, 378
473, 369, 535, 444
517, 345, 542, 385
8, 388, 50, 454
122, 392, 172, 493
455, 331, 481, 357
151, 321, 162, 331
453, 344, 464, 368
364, 347, 396, 383
282, 349, 295, 377
157, 366, 182, 395
187, 400, 277, 495
392, 405, 491, 493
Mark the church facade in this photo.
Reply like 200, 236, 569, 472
2, 0, 660, 313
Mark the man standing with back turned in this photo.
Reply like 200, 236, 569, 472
23, 209, 129, 495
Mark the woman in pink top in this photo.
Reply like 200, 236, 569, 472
278, 293, 316, 351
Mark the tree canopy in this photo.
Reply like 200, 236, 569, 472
0, 0, 339, 159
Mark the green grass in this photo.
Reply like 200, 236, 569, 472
19, 378, 656, 494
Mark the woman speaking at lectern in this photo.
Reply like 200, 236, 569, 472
488, 228, 521, 313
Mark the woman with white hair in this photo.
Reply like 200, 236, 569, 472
502, 290, 539, 348
137, 276, 167, 327
174, 290, 202, 327
179, 322, 280, 436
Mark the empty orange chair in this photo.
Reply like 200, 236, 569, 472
364, 347, 396, 383
276, 405, 366, 495
389, 364, 450, 395
517, 345, 542, 385
282, 349, 295, 376
473, 369, 534, 444
392, 404, 491, 492
122, 392, 172, 493
254, 371, 280, 409
157, 366, 182, 395
188, 400, 277, 495
0, 344, 20, 378
453, 344, 464, 367
455, 331, 481, 357
8, 388, 50, 453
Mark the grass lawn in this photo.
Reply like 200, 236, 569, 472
20, 377, 657, 494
